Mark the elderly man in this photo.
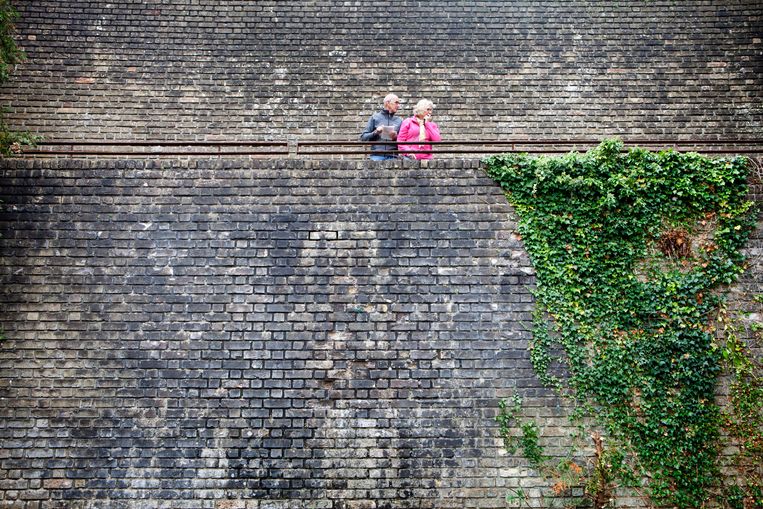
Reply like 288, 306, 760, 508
360, 93, 403, 160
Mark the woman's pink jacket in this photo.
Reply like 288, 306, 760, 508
397, 117, 441, 160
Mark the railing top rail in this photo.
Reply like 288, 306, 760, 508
299, 139, 763, 145
37, 140, 289, 147
18, 138, 763, 157
34, 138, 763, 145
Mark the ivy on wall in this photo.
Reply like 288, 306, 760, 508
484, 140, 759, 507
0, 0, 37, 156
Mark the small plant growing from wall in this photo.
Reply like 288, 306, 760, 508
0, 0, 38, 156
484, 139, 761, 508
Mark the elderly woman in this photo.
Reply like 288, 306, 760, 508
397, 99, 441, 160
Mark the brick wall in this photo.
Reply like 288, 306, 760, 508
0, 158, 560, 508
0, 0, 761, 507
1, 1, 761, 142
0, 156, 760, 508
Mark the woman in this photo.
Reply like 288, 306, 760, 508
397, 99, 441, 160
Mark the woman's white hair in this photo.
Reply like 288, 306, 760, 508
413, 99, 434, 117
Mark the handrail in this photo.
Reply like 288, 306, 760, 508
22, 140, 290, 157
18, 139, 763, 157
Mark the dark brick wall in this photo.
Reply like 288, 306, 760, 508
0, 0, 761, 506
0, 158, 560, 508
0, 157, 760, 508
1, 1, 761, 141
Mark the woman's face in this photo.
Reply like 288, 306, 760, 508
417, 105, 433, 119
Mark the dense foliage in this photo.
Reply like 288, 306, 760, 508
484, 140, 759, 507
0, 0, 23, 82
0, 0, 36, 155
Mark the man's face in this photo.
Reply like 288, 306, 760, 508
385, 96, 401, 113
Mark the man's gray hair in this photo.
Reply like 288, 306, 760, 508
383, 93, 399, 106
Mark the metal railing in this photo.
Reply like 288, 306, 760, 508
20, 140, 290, 157
18, 139, 763, 158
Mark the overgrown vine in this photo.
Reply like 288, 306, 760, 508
0, 0, 37, 156
484, 140, 759, 507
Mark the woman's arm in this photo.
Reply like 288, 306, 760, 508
397, 118, 415, 157
397, 118, 412, 142
425, 121, 441, 142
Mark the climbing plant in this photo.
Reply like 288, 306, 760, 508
484, 139, 759, 507
0, 0, 23, 82
0, 0, 36, 156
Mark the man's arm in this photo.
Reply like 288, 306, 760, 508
359, 115, 379, 141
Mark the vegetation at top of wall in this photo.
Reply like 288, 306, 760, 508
0, 0, 23, 81
0, 0, 37, 156
484, 140, 760, 508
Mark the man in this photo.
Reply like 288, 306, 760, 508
360, 93, 403, 160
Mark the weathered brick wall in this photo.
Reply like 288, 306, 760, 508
0, 0, 761, 507
1, 1, 761, 141
0, 157, 760, 508
0, 158, 561, 508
